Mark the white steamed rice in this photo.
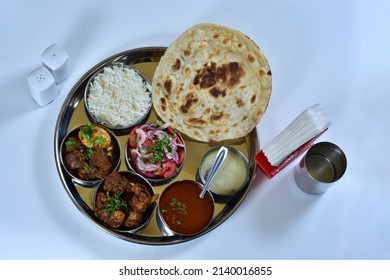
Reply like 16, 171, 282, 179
87, 65, 151, 128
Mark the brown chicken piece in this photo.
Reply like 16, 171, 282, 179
88, 147, 113, 179
124, 210, 143, 228
64, 136, 82, 152
103, 172, 131, 193
94, 192, 126, 228
94, 173, 159, 229
63, 135, 114, 181
130, 183, 159, 212
64, 149, 84, 170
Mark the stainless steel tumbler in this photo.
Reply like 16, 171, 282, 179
294, 142, 347, 195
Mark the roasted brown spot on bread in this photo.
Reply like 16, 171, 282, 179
209, 129, 221, 135
194, 61, 244, 90
236, 99, 244, 107
184, 47, 191, 56
228, 77, 238, 87
160, 97, 167, 112
228, 62, 242, 77
164, 79, 172, 95
172, 59, 181, 71
259, 68, 266, 76
188, 118, 207, 125
250, 95, 256, 104
247, 54, 255, 63
213, 34, 219, 39
193, 62, 217, 88
210, 112, 223, 121
180, 106, 189, 114
260, 68, 272, 77
227, 62, 243, 87
209, 87, 219, 98
209, 87, 227, 98
180, 92, 198, 114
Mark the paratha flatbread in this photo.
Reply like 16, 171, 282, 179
152, 23, 272, 142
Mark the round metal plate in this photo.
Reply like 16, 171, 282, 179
54, 47, 259, 245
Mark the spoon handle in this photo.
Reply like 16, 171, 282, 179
199, 146, 228, 199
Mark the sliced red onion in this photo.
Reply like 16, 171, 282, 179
140, 123, 153, 130
131, 149, 140, 158
136, 154, 161, 171
165, 146, 179, 164
153, 130, 168, 140
135, 128, 146, 147
172, 152, 179, 164
169, 137, 185, 152
142, 152, 154, 159
129, 122, 184, 176
163, 147, 171, 158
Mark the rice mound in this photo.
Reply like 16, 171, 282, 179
87, 65, 151, 128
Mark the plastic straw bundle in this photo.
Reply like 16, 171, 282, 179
262, 104, 331, 166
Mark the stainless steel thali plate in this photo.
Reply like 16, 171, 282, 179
54, 47, 259, 245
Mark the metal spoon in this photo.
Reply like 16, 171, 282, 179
199, 146, 228, 199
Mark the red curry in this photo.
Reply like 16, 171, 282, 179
159, 180, 214, 235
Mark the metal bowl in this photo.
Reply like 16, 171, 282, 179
197, 146, 249, 199
125, 122, 186, 186
93, 171, 157, 233
84, 63, 152, 136
59, 123, 121, 187
157, 180, 215, 236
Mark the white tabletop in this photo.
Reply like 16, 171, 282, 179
1, 0, 389, 260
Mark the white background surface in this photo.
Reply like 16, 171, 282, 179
1, 0, 389, 260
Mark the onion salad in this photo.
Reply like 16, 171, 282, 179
128, 121, 185, 179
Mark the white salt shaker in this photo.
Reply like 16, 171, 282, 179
27, 66, 57, 106
41, 44, 71, 83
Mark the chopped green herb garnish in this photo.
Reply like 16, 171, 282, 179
150, 136, 171, 163
170, 197, 187, 216
170, 197, 177, 207
65, 140, 76, 151
83, 148, 94, 160
83, 162, 90, 173
155, 120, 164, 127
94, 136, 105, 145
81, 123, 94, 143
104, 191, 128, 216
